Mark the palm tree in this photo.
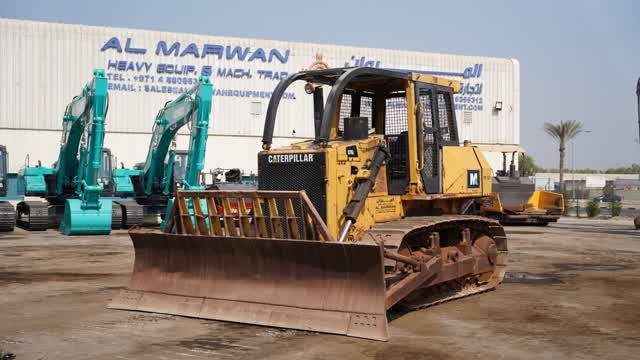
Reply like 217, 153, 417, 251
543, 120, 584, 192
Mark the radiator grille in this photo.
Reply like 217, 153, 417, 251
258, 152, 327, 221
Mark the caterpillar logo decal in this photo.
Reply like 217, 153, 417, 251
467, 170, 480, 189
267, 153, 315, 163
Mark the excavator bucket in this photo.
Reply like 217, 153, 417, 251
60, 198, 112, 235
109, 190, 389, 341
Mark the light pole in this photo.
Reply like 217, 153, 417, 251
572, 140, 575, 215
636, 77, 640, 145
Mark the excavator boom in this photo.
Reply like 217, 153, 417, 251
138, 76, 212, 194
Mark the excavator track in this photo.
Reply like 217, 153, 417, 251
114, 201, 145, 229
111, 204, 122, 229
368, 215, 507, 312
0, 202, 16, 232
16, 201, 49, 231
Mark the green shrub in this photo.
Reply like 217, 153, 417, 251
586, 201, 600, 218
611, 201, 622, 217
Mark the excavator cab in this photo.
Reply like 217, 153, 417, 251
99, 148, 114, 197
172, 150, 188, 188
111, 68, 506, 341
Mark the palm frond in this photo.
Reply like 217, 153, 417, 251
543, 122, 561, 140
544, 120, 584, 142
563, 119, 584, 139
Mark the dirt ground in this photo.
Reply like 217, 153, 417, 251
1, 217, 639, 360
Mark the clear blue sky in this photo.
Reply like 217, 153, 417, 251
2, 0, 639, 170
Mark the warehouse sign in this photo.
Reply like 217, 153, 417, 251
100, 37, 290, 63
98, 36, 485, 111
100, 36, 296, 96
0, 19, 519, 175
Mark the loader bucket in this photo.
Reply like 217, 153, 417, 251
109, 190, 389, 341
527, 190, 564, 214
60, 198, 112, 235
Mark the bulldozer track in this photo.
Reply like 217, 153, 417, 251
0, 201, 16, 232
399, 276, 501, 311
111, 204, 122, 230
367, 215, 507, 311
367, 215, 507, 248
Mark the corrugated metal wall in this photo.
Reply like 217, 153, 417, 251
0, 18, 519, 173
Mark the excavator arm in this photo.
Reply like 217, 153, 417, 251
72, 70, 109, 203
55, 93, 89, 195
183, 77, 212, 190
59, 69, 111, 235
137, 76, 212, 195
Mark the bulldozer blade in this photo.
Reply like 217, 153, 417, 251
109, 229, 389, 341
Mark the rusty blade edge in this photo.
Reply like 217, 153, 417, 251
108, 290, 390, 341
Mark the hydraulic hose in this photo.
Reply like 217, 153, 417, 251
338, 144, 391, 242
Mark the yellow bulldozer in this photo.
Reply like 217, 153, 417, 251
109, 67, 508, 341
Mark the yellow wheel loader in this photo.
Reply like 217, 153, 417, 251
109, 68, 508, 341
479, 152, 564, 225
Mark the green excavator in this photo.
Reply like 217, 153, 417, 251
17, 69, 113, 235
111, 76, 213, 226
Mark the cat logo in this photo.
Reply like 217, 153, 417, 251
346, 145, 358, 158
467, 170, 480, 189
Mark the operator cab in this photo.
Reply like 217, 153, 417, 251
173, 150, 188, 188
262, 67, 460, 196
99, 148, 114, 196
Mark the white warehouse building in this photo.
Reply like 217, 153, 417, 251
0, 18, 520, 175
